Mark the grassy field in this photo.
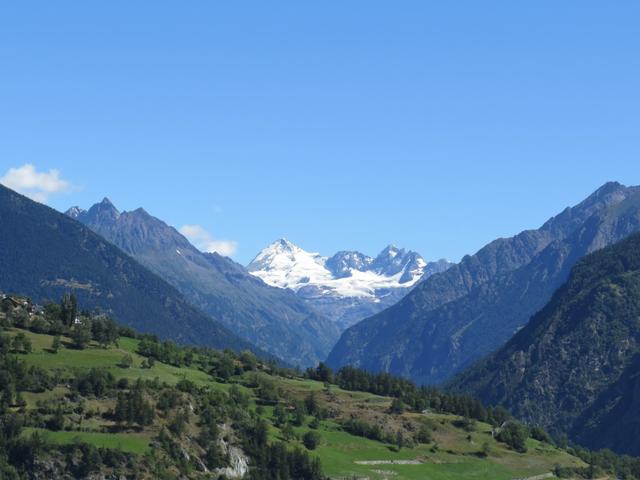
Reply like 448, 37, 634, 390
22, 427, 151, 454
12, 328, 586, 479
9, 329, 218, 387
289, 416, 578, 480
255, 374, 584, 480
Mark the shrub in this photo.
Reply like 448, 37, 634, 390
119, 354, 133, 369
496, 421, 529, 453
302, 431, 321, 450
414, 424, 432, 444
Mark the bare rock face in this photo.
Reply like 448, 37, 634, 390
215, 424, 250, 479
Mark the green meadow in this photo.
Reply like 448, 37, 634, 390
12, 328, 585, 479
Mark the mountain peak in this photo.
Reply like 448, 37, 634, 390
64, 206, 86, 219
100, 197, 117, 208
96, 197, 118, 211
591, 181, 630, 199
588, 180, 635, 201
250, 240, 431, 294
259, 238, 304, 256
247, 238, 308, 270
378, 244, 402, 258
130, 207, 150, 217
247, 239, 448, 328
276, 237, 295, 249
83, 197, 120, 224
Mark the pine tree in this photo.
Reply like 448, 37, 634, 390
60, 293, 78, 326
273, 404, 287, 427
304, 392, 318, 416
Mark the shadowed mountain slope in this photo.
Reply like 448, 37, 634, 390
328, 182, 640, 384
68, 199, 339, 367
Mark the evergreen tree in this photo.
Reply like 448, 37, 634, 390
304, 392, 319, 416
60, 293, 78, 327
273, 404, 287, 427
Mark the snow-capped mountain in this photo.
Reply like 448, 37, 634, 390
247, 239, 451, 329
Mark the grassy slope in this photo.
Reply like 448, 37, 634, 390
11, 328, 585, 480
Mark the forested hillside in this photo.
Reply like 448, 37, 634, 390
0, 184, 255, 354
449, 232, 640, 456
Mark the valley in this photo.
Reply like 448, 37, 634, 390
3, 4, 639, 478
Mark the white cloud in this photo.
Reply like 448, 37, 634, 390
0, 163, 73, 203
179, 224, 238, 257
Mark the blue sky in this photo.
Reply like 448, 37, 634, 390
1, 2, 639, 264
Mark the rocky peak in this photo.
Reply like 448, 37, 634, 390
83, 197, 120, 225
325, 251, 373, 278
64, 206, 86, 219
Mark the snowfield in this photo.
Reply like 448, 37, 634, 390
248, 239, 434, 299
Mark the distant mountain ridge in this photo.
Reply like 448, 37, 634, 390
448, 232, 640, 456
0, 184, 255, 354
67, 199, 340, 367
327, 182, 640, 384
247, 239, 452, 329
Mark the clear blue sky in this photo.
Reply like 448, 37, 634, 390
1, 2, 639, 264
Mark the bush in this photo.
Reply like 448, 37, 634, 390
46, 406, 65, 431
118, 354, 133, 369
302, 431, 321, 450
496, 421, 528, 453
342, 418, 384, 442
453, 416, 476, 432
389, 397, 404, 414
414, 424, 432, 444
480, 441, 491, 458
51, 336, 61, 353
530, 425, 552, 444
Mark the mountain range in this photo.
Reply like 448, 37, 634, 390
5, 177, 640, 459
247, 239, 451, 329
0, 184, 255, 353
327, 182, 640, 384
448, 232, 640, 456
66, 199, 340, 367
